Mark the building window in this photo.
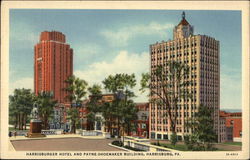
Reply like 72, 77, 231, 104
163, 134, 168, 140
151, 132, 155, 139
230, 120, 234, 125
157, 134, 162, 139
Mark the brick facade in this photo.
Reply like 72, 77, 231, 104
130, 103, 149, 138
34, 31, 73, 103
220, 111, 242, 142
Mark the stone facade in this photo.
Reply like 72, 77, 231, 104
149, 12, 220, 141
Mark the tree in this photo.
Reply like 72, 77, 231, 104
184, 105, 217, 151
9, 88, 35, 130
64, 75, 88, 105
64, 75, 88, 133
66, 107, 80, 133
86, 84, 102, 130
101, 101, 115, 134
122, 99, 138, 135
102, 73, 137, 137
140, 61, 190, 145
36, 91, 57, 129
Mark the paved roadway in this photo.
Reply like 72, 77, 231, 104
11, 137, 123, 151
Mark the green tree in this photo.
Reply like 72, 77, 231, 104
140, 61, 190, 145
122, 99, 138, 135
36, 91, 57, 129
64, 75, 88, 105
64, 75, 88, 133
9, 88, 35, 130
184, 105, 217, 151
66, 108, 80, 133
86, 84, 102, 130
101, 101, 115, 135
102, 73, 137, 137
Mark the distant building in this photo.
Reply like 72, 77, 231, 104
34, 31, 73, 104
149, 12, 220, 141
130, 103, 149, 138
94, 94, 115, 132
219, 116, 227, 142
220, 111, 242, 142
219, 115, 233, 142
82, 94, 150, 138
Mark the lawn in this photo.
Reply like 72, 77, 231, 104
223, 142, 242, 146
161, 143, 188, 151
9, 127, 29, 131
151, 142, 188, 151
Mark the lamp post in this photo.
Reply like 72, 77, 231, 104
59, 103, 65, 129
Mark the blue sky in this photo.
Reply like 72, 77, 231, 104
9, 9, 242, 110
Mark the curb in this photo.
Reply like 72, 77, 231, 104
8, 140, 16, 151
108, 143, 132, 152
9, 134, 110, 141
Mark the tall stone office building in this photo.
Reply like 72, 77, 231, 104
34, 31, 73, 104
149, 12, 220, 141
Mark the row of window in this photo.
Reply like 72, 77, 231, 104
152, 50, 198, 59
151, 112, 197, 119
151, 43, 198, 54
151, 127, 194, 133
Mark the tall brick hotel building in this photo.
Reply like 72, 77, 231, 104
34, 31, 73, 103
149, 12, 220, 141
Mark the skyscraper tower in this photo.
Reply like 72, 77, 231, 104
34, 31, 73, 103
149, 12, 220, 141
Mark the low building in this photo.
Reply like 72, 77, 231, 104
130, 103, 149, 138
218, 116, 227, 142
84, 94, 150, 138
49, 103, 72, 131
219, 111, 242, 142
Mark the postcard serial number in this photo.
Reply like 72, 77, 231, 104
226, 153, 238, 156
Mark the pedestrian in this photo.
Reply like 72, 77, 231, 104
14, 131, 17, 138
8, 131, 12, 137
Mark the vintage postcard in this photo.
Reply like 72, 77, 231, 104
1, 1, 249, 159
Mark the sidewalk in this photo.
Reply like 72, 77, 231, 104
9, 134, 106, 141
8, 139, 16, 151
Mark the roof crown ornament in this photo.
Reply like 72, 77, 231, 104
182, 11, 185, 19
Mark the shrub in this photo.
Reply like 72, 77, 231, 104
157, 140, 160, 146
124, 145, 144, 151
112, 140, 123, 147
170, 133, 177, 146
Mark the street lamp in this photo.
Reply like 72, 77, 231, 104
59, 103, 65, 129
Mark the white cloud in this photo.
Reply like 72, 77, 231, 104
73, 43, 101, 62
101, 22, 174, 47
74, 50, 149, 102
9, 77, 34, 95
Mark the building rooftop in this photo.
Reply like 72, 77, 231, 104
220, 111, 242, 117
178, 11, 190, 26
178, 18, 190, 26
